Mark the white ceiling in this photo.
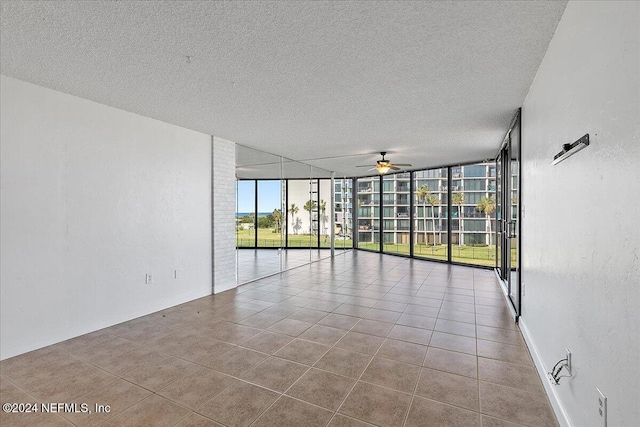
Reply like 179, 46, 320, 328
1, 1, 566, 177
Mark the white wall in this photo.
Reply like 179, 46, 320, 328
520, 2, 639, 426
0, 76, 214, 360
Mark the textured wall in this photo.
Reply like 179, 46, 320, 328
0, 76, 213, 359
212, 136, 237, 293
520, 2, 639, 426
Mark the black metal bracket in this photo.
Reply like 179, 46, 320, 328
552, 134, 589, 165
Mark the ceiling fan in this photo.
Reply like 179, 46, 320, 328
356, 152, 412, 174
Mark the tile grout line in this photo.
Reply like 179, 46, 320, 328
326, 264, 440, 425
2, 253, 547, 427
476, 271, 484, 423
245, 284, 382, 427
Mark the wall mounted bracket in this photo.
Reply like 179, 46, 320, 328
552, 134, 589, 165
548, 349, 572, 385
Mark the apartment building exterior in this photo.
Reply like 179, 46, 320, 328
355, 162, 517, 248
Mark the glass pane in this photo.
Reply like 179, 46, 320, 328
235, 145, 284, 284
496, 154, 502, 271
236, 180, 255, 248
319, 179, 333, 248
357, 176, 379, 250
334, 177, 353, 250
308, 179, 319, 247
309, 167, 334, 260
287, 179, 314, 247
282, 159, 314, 270
414, 168, 448, 261
383, 172, 410, 255
256, 180, 282, 248
450, 162, 496, 266
509, 116, 521, 310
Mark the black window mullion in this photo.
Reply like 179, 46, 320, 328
254, 179, 258, 248
409, 171, 415, 257
447, 169, 452, 263
285, 179, 289, 249
352, 178, 358, 248
317, 180, 321, 248
379, 175, 383, 253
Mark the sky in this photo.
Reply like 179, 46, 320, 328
236, 180, 281, 213
237, 179, 335, 214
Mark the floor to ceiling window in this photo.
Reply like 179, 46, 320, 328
333, 178, 353, 250
413, 168, 448, 261
382, 172, 410, 255
256, 180, 283, 247
317, 179, 333, 248
236, 180, 256, 248
449, 162, 496, 266
237, 177, 353, 251
344, 162, 497, 267
236, 145, 354, 285
286, 179, 313, 247
238, 151, 506, 270
356, 176, 380, 250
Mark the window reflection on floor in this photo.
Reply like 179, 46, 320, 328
237, 249, 337, 284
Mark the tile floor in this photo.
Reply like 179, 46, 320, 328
0, 251, 558, 427
236, 249, 334, 284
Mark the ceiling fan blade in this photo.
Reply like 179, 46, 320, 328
392, 163, 412, 167
356, 165, 373, 167
389, 166, 401, 171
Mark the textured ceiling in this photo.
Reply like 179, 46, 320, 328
1, 1, 566, 177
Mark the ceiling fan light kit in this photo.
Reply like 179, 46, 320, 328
376, 163, 391, 174
357, 152, 412, 175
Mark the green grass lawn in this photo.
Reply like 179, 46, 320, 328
358, 242, 513, 267
236, 228, 352, 249
237, 228, 514, 267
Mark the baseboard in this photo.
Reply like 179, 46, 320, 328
214, 281, 237, 294
519, 318, 573, 427
1, 286, 213, 360
493, 269, 518, 320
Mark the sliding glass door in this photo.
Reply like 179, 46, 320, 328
509, 115, 521, 315
496, 109, 521, 318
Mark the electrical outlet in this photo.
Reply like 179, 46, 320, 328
174, 269, 181, 280
145, 273, 153, 284
565, 348, 571, 375
597, 388, 607, 427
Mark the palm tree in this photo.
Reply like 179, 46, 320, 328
303, 199, 317, 235
288, 203, 299, 235
426, 194, 440, 246
319, 199, 328, 237
272, 208, 282, 233
452, 192, 465, 246
477, 195, 496, 245
416, 185, 430, 245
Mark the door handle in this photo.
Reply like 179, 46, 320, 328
508, 220, 516, 238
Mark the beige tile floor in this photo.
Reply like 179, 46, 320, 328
0, 252, 558, 427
